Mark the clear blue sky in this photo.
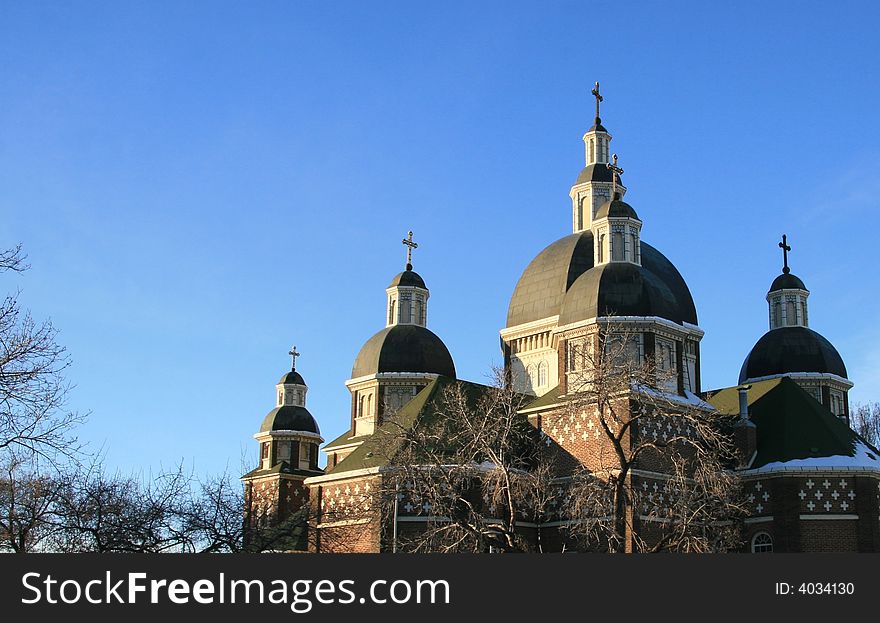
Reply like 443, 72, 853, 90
2, 1, 879, 476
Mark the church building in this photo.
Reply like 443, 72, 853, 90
242, 84, 880, 553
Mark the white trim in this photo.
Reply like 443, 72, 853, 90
798, 514, 859, 521
741, 371, 853, 388
555, 315, 705, 339
254, 430, 323, 442
741, 466, 880, 476
304, 466, 381, 485
500, 316, 560, 340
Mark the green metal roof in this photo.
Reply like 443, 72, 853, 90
520, 385, 562, 412
322, 377, 509, 477
707, 377, 876, 468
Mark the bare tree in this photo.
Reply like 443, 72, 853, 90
851, 402, 880, 447
1, 244, 85, 460
0, 452, 66, 552
379, 372, 555, 553
50, 460, 193, 553
561, 321, 747, 552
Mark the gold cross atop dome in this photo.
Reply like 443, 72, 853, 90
402, 230, 418, 271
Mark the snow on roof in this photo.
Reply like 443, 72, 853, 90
747, 441, 880, 474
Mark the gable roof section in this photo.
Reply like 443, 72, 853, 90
321, 377, 518, 478
707, 377, 879, 469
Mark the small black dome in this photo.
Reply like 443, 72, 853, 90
595, 198, 639, 220
769, 272, 807, 292
574, 163, 623, 187
388, 269, 427, 289
278, 370, 306, 385
559, 261, 697, 326
260, 405, 320, 434
352, 324, 455, 378
739, 326, 847, 383
587, 122, 608, 133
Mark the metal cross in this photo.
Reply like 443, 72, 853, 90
402, 230, 418, 270
606, 153, 624, 198
778, 234, 791, 274
591, 81, 603, 123
289, 345, 300, 370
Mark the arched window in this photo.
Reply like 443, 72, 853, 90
358, 395, 365, 418
389, 298, 397, 324
786, 300, 797, 326
538, 361, 548, 387
527, 364, 537, 387
598, 234, 605, 263
612, 231, 624, 261
400, 294, 412, 323
278, 390, 283, 405
751, 532, 773, 553
366, 394, 373, 416
589, 139, 595, 162
630, 232, 638, 263
801, 301, 808, 326
415, 297, 424, 325
299, 442, 311, 470
773, 300, 782, 328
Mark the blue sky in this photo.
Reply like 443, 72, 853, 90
2, 1, 879, 476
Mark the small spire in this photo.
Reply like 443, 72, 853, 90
607, 153, 624, 199
402, 230, 418, 271
288, 345, 300, 371
591, 81, 603, 126
778, 234, 792, 274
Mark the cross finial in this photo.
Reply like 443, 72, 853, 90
778, 234, 792, 274
402, 230, 418, 271
607, 153, 624, 199
591, 81, 603, 124
288, 345, 300, 371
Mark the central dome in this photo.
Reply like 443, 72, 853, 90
351, 324, 455, 379
506, 232, 697, 327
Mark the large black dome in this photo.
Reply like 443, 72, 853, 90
739, 326, 847, 383
351, 324, 455, 378
260, 405, 320, 434
559, 261, 696, 326
506, 232, 697, 327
